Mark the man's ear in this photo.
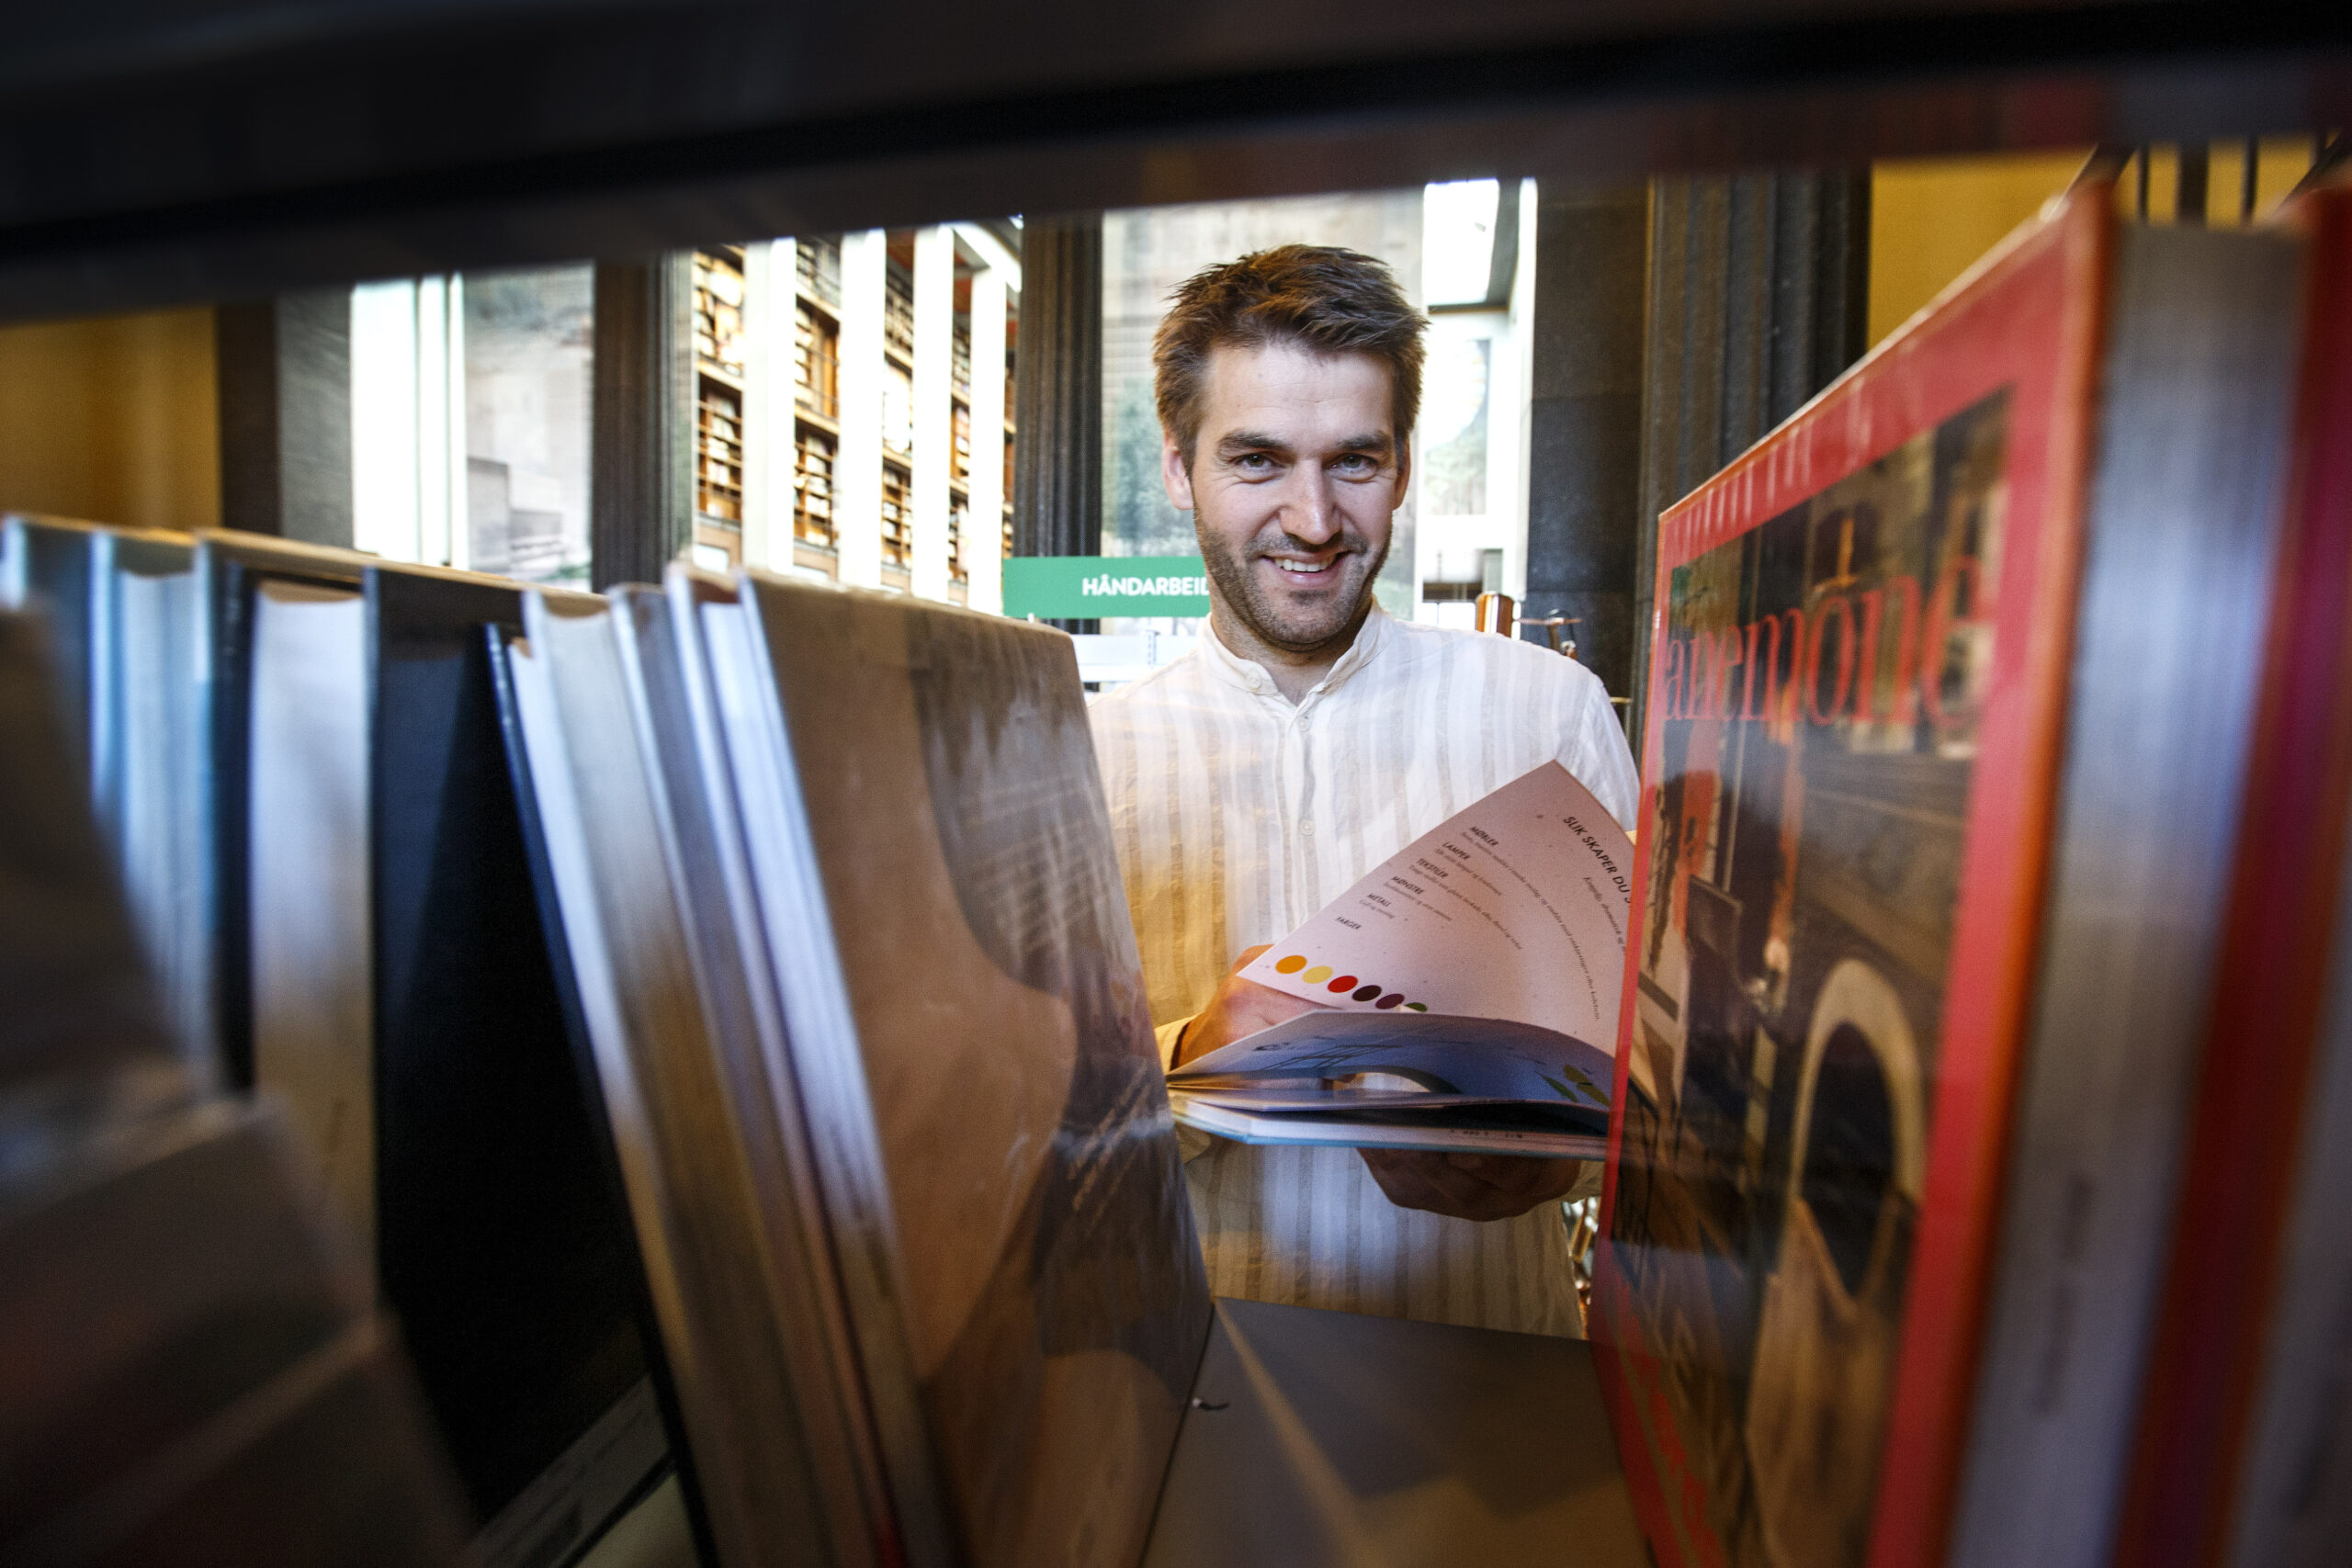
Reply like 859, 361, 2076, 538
1160, 434, 1197, 512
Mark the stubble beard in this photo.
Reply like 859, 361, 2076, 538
1196, 516, 1391, 658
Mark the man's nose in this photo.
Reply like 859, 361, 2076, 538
1281, 467, 1340, 544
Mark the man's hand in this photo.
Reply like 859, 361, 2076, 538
1173, 944, 1327, 1067
1358, 1149, 1585, 1222
1182, 949, 1584, 1222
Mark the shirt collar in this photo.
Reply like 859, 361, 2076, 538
1202, 603, 1392, 706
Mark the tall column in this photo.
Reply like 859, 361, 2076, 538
739, 240, 778, 571
910, 225, 956, 602
965, 263, 1010, 615
834, 230, 888, 590
349, 279, 423, 562
1630, 170, 1870, 746
217, 288, 354, 547
1521, 181, 1647, 699
422, 276, 462, 570
1012, 213, 1102, 631
347, 276, 463, 568
589, 254, 694, 591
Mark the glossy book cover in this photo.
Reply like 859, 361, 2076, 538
1591, 190, 2108, 1568
742, 579, 1212, 1568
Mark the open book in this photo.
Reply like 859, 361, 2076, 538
1168, 760, 1631, 1157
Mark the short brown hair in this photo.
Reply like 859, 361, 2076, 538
1152, 244, 1425, 466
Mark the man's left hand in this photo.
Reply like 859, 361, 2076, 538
1358, 1149, 1585, 1222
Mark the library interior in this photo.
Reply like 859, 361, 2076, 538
3, 6, 2349, 1568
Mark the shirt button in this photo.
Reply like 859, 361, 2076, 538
1300, 820, 1316, 836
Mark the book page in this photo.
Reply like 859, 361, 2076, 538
1238, 761, 1632, 1050
1172, 1010, 1613, 1118
248, 579, 374, 1256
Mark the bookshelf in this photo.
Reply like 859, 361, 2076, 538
795, 236, 841, 313
775, 224, 1020, 609
884, 460, 908, 587
883, 257, 915, 364
794, 302, 839, 423
691, 247, 748, 570
793, 426, 836, 554
789, 239, 846, 578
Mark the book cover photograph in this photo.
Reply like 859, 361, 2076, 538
1611, 387, 2007, 1568
1592, 190, 2109, 1568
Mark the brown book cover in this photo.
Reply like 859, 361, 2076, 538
722, 574, 1212, 1568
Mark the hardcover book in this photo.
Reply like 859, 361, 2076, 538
504, 569, 1215, 1568
1593, 181, 2312, 1568
690, 570, 1213, 1568
0, 513, 101, 783
227, 542, 666, 1568
500, 583, 886, 1568
2109, 182, 2352, 1568
0, 606, 471, 1567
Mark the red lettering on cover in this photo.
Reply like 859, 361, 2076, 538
1738, 618, 1764, 719
1770, 608, 1805, 727
1804, 594, 1857, 724
1920, 556, 1983, 730
1855, 576, 1924, 726
1690, 631, 1718, 722
1714, 627, 1743, 719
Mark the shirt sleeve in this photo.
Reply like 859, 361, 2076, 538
1155, 1017, 1221, 1162
1154, 1015, 1192, 1072
1555, 662, 1642, 830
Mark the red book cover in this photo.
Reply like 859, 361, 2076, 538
1589, 186, 2109, 1568
2109, 183, 2352, 1568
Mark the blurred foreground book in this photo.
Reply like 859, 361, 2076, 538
0, 606, 470, 1567
1594, 176, 2352, 1568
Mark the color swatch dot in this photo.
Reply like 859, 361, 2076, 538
1351, 985, 1382, 1002
1374, 993, 1405, 1010
1404, 1002, 1428, 1012
1273, 954, 1307, 975
1301, 965, 1332, 985
1327, 975, 1359, 994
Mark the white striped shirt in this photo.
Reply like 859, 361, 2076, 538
1089, 605, 1640, 1337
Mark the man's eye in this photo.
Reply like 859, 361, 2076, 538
1237, 453, 1274, 471
1334, 454, 1378, 475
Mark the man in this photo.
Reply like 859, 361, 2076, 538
1088, 244, 1639, 1337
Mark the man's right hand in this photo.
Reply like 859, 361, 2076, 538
1172, 944, 1329, 1067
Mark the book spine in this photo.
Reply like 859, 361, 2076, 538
2110, 186, 2352, 1568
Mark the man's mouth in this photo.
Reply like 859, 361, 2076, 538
1265, 555, 1343, 581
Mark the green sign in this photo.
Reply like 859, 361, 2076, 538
1001, 556, 1212, 618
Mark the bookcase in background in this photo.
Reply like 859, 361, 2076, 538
690, 248, 750, 572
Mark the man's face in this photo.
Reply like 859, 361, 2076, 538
1163, 341, 1407, 654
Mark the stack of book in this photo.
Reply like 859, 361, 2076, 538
0, 605, 469, 1565
1591, 178, 2352, 1568
0, 528, 668, 1568
498, 570, 1212, 1568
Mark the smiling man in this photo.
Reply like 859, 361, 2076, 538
1088, 244, 1639, 1337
